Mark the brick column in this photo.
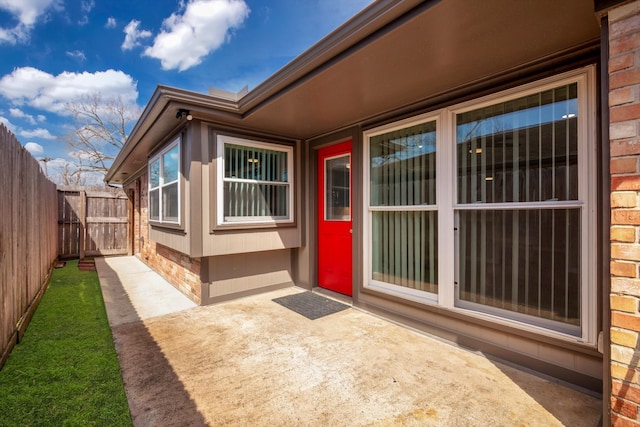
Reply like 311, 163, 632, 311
610, 2, 640, 425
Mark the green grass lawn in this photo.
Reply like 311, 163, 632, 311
0, 260, 132, 426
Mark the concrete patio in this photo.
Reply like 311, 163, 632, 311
96, 256, 602, 426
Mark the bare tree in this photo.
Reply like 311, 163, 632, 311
62, 93, 140, 176
59, 162, 87, 186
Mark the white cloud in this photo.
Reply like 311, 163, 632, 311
80, 0, 93, 13
105, 17, 116, 28
0, 67, 138, 113
144, 0, 250, 71
9, 107, 37, 124
0, 0, 62, 44
121, 19, 152, 51
36, 114, 46, 122
0, 115, 16, 132
24, 142, 43, 154
66, 50, 86, 61
20, 127, 55, 139
77, 0, 94, 25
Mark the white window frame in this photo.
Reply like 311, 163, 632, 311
363, 66, 597, 346
216, 135, 294, 226
363, 112, 441, 305
148, 137, 181, 225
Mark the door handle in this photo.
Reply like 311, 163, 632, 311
350, 229, 352, 234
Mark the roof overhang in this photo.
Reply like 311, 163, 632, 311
107, 0, 600, 184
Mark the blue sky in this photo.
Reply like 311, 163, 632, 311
0, 0, 372, 181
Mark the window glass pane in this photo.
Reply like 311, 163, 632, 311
372, 211, 438, 293
224, 181, 288, 218
458, 208, 580, 328
162, 182, 179, 221
457, 83, 578, 204
370, 121, 437, 206
149, 188, 160, 220
163, 145, 180, 183
225, 143, 288, 182
149, 159, 160, 188
325, 154, 350, 220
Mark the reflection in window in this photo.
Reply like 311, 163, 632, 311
368, 120, 438, 294
456, 83, 581, 334
219, 137, 293, 223
457, 83, 578, 204
325, 154, 350, 221
148, 138, 180, 224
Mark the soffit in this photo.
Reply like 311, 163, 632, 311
238, 0, 599, 138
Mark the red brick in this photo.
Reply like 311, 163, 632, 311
612, 68, 640, 91
612, 243, 640, 261
613, 261, 639, 278
612, 87, 636, 107
612, 226, 637, 243
613, 396, 639, 419
614, 380, 640, 403
611, 53, 636, 73
612, 413, 640, 427
613, 192, 639, 207
613, 176, 640, 191
613, 158, 640, 174
612, 14, 640, 38
612, 295, 640, 312
614, 104, 640, 123
612, 312, 640, 332
613, 210, 640, 225
609, 121, 638, 142
612, 140, 640, 157
612, 363, 640, 382
611, 32, 640, 57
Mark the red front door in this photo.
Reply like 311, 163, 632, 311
318, 141, 352, 296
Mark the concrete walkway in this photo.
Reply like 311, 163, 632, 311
96, 256, 602, 427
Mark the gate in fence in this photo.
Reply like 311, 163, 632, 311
57, 186, 131, 259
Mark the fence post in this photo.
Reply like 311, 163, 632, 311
79, 190, 86, 260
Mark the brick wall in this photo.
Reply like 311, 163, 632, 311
610, 2, 640, 425
124, 173, 202, 305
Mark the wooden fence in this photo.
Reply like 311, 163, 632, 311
0, 124, 58, 369
58, 187, 130, 259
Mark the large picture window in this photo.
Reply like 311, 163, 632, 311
455, 82, 582, 335
364, 67, 596, 342
148, 137, 180, 224
217, 135, 293, 225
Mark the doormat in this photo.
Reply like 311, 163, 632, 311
272, 292, 349, 320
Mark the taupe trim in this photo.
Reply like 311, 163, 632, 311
599, 13, 612, 422
595, 0, 634, 14
202, 282, 293, 305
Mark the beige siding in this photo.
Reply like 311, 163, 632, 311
206, 249, 293, 300
202, 228, 300, 256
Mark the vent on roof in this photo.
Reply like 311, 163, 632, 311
208, 85, 249, 101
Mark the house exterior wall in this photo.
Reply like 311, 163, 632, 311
124, 172, 202, 305
608, 2, 640, 425
203, 249, 293, 304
